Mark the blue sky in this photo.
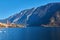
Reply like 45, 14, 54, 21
0, 0, 60, 19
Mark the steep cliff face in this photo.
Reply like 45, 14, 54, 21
27, 3, 60, 26
0, 3, 60, 27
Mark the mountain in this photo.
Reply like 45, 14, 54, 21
0, 3, 60, 26
27, 3, 60, 26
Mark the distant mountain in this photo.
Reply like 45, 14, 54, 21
0, 3, 60, 26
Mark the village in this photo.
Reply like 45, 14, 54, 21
0, 21, 24, 28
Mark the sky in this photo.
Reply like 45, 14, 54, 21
0, 0, 60, 19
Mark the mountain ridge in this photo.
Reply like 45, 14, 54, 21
0, 3, 60, 26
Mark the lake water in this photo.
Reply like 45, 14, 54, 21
0, 27, 60, 40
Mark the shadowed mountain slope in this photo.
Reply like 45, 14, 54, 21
0, 3, 60, 27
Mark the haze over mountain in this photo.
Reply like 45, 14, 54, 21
0, 3, 60, 26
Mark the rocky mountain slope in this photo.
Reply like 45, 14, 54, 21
0, 3, 60, 27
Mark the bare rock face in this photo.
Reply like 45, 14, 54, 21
27, 3, 60, 27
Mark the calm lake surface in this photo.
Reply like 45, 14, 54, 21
0, 27, 60, 40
